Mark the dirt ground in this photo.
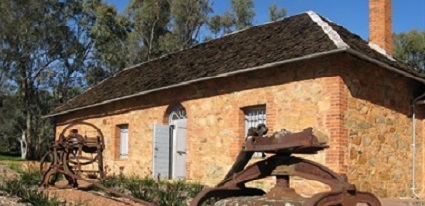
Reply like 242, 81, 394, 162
0, 162, 149, 206
45, 179, 148, 206
46, 188, 146, 206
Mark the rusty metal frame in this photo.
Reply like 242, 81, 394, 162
39, 121, 155, 206
191, 127, 381, 206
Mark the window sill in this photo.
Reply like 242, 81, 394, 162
116, 156, 128, 161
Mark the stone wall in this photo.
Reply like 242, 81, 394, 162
55, 53, 425, 198
340, 56, 425, 198
56, 107, 168, 177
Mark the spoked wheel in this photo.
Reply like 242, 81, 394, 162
39, 150, 61, 187
40, 151, 55, 174
39, 121, 106, 187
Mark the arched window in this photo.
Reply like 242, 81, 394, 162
168, 104, 187, 124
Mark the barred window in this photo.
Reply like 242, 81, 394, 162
244, 106, 266, 157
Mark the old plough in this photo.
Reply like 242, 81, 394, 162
191, 124, 381, 206
39, 121, 155, 206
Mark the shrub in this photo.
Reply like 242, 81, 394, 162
99, 175, 207, 205
125, 177, 157, 202
0, 179, 61, 206
156, 181, 185, 206
99, 174, 128, 195
0, 179, 22, 196
6, 161, 42, 186
20, 169, 42, 186
184, 182, 205, 198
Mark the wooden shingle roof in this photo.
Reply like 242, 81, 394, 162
48, 11, 424, 117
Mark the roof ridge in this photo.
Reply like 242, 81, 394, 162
53, 12, 313, 112
368, 42, 395, 61
121, 12, 313, 73
306, 11, 349, 49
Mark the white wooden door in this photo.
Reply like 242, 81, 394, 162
171, 119, 187, 179
153, 124, 170, 179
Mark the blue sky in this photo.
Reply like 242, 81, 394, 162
105, 0, 425, 40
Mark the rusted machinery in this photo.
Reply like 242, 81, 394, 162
39, 121, 155, 206
191, 125, 381, 206
40, 121, 105, 187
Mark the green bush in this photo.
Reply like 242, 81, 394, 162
100, 174, 127, 188
156, 181, 185, 206
20, 169, 42, 186
125, 177, 157, 202
1, 180, 22, 196
184, 182, 205, 199
100, 176, 207, 206
0, 180, 61, 206
6, 162, 42, 186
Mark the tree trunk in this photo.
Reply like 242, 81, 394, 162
25, 100, 36, 160
19, 66, 36, 160
20, 131, 27, 159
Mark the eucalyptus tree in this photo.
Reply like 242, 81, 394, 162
394, 29, 425, 72
0, 0, 67, 159
230, 0, 255, 30
268, 4, 286, 21
160, 0, 212, 52
82, 0, 130, 86
126, 0, 170, 62
0, 0, 129, 159
207, 0, 254, 37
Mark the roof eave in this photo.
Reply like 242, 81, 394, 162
44, 48, 348, 118
345, 48, 425, 85
44, 48, 425, 119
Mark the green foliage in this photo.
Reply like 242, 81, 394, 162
19, 168, 43, 186
268, 4, 287, 21
394, 29, 425, 72
0, 0, 74, 159
100, 174, 127, 187
0, 0, 132, 160
125, 177, 157, 202
126, 0, 212, 59
183, 181, 205, 198
0, 94, 22, 143
167, 0, 212, 51
126, 0, 170, 62
5, 162, 42, 186
0, 180, 61, 205
231, 0, 255, 30
100, 175, 206, 206
87, 0, 130, 81
99, 174, 128, 195
0, 0, 289, 161
207, 0, 255, 37
5, 162, 22, 171
1, 180, 21, 196
0, 154, 23, 161
156, 181, 185, 206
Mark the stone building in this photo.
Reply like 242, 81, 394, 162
47, 0, 425, 198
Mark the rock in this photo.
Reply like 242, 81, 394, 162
362, 136, 372, 147
350, 149, 358, 160
351, 136, 362, 145
376, 117, 385, 124
369, 157, 377, 166
0, 191, 30, 206
378, 134, 385, 143
358, 154, 368, 165
358, 122, 372, 129
359, 106, 369, 115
